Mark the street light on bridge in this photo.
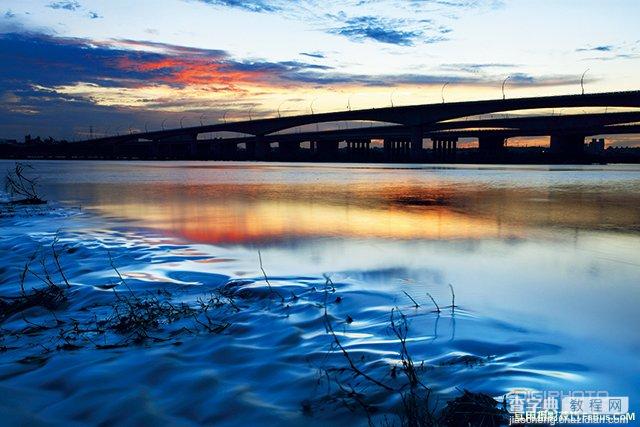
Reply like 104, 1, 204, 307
502, 75, 510, 100
441, 82, 450, 104
277, 100, 286, 118
581, 68, 590, 95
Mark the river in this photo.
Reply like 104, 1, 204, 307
1, 160, 638, 425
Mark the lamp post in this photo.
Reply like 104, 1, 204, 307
441, 82, 450, 104
502, 75, 510, 100
580, 68, 590, 95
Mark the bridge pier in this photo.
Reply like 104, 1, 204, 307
384, 139, 411, 162
478, 136, 505, 153
410, 126, 424, 160
149, 141, 160, 159
550, 133, 585, 158
431, 138, 457, 161
151, 133, 198, 159
189, 140, 198, 158
346, 139, 370, 160
316, 140, 340, 160
279, 141, 301, 159
247, 136, 270, 160
211, 139, 238, 160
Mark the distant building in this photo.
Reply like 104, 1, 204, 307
0, 138, 18, 144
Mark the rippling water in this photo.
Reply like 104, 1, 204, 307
1, 160, 639, 426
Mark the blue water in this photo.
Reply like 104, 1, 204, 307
0, 160, 639, 426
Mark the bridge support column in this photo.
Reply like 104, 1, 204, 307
383, 139, 392, 161
478, 136, 505, 153
550, 133, 585, 158
224, 141, 238, 159
431, 138, 457, 161
346, 139, 370, 160
248, 136, 270, 160
189, 141, 198, 158
317, 140, 339, 159
279, 141, 300, 159
149, 141, 160, 158
385, 139, 410, 162
410, 126, 424, 160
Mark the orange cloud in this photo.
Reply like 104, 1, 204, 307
115, 56, 278, 89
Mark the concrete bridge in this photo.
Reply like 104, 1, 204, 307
75, 90, 640, 162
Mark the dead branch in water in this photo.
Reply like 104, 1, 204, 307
426, 293, 440, 313
0, 244, 68, 324
258, 250, 284, 302
402, 291, 420, 309
314, 285, 505, 426
2, 240, 240, 352
4, 163, 46, 205
323, 277, 393, 392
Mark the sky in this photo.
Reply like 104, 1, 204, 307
0, 0, 639, 144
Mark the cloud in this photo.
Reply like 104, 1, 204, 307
3, 10, 16, 19
88, 11, 102, 19
190, 0, 279, 13
300, 51, 325, 59
576, 42, 640, 61
582, 53, 640, 61
188, 0, 458, 45
576, 45, 614, 52
441, 63, 518, 73
328, 15, 437, 46
47, 1, 82, 11
0, 32, 334, 97
0, 31, 582, 99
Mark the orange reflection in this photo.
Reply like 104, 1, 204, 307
97, 199, 506, 243
76, 179, 639, 245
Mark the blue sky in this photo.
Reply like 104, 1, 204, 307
1, 0, 639, 141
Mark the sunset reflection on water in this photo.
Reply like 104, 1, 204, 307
68, 179, 639, 245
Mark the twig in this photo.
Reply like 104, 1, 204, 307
322, 279, 393, 392
426, 292, 441, 313
449, 284, 456, 313
51, 234, 71, 288
402, 290, 420, 308
258, 250, 284, 301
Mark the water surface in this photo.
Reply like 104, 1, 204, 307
1, 160, 639, 425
